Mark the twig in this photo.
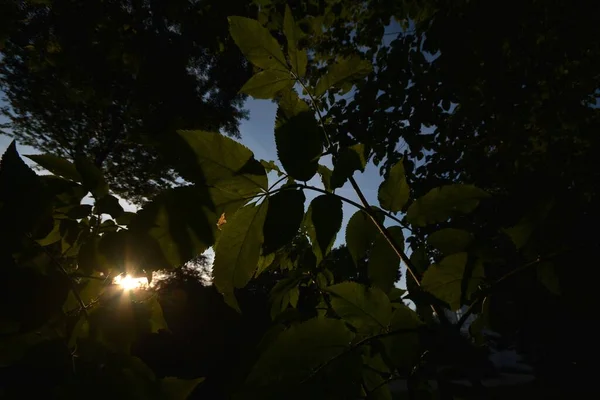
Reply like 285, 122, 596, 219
300, 327, 419, 385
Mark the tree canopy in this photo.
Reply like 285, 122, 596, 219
1, 0, 256, 203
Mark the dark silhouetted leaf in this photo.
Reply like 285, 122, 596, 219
228, 16, 287, 70
421, 252, 484, 310
315, 55, 372, 97
327, 282, 392, 334
331, 144, 366, 189
275, 109, 323, 181
368, 226, 404, 293
25, 154, 81, 182
378, 158, 409, 212
427, 228, 473, 255
94, 194, 124, 219
263, 189, 305, 254
74, 157, 109, 198
240, 69, 294, 99
406, 184, 490, 227
246, 318, 354, 385
304, 195, 343, 263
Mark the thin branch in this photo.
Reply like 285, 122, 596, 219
456, 248, 577, 329
300, 328, 419, 385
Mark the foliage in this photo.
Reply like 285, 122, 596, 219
1, 1, 596, 399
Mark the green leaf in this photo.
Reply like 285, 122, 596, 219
277, 88, 310, 117
74, 157, 109, 198
283, 5, 307, 78
502, 222, 533, 250
314, 55, 372, 97
160, 377, 205, 400
130, 186, 246, 269
246, 318, 354, 385
537, 262, 560, 295
406, 184, 490, 227
381, 305, 423, 369
421, 252, 484, 311
256, 252, 276, 276
427, 228, 473, 255
95, 194, 124, 218
176, 130, 267, 194
318, 164, 333, 192
25, 154, 81, 182
213, 201, 269, 302
263, 189, 305, 254
327, 282, 392, 334
36, 219, 62, 246
304, 195, 343, 263
368, 226, 405, 293
147, 296, 168, 333
260, 160, 283, 176
275, 109, 323, 181
240, 69, 294, 99
345, 208, 383, 266
228, 16, 287, 70
330, 144, 366, 189
378, 158, 409, 212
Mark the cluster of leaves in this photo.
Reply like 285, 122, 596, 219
1, 1, 592, 399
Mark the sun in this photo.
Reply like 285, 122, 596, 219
113, 274, 147, 291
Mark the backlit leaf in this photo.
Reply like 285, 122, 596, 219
275, 109, 323, 181
537, 261, 560, 295
228, 16, 287, 70
378, 158, 409, 212
25, 154, 81, 182
318, 164, 333, 192
345, 208, 384, 266
246, 318, 354, 385
176, 130, 267, 194
277, 89, 310, 117
421, 252, 484, 311
327, 282, 392, 334
315, 55, 372, 97
213, 201, 269, 301
304, 195, 343, 263
263, 189, 305, 254
368, 226, 404, 293
330, 144, 366, 189
130, 185, 246, 269
406, 184, 490, 227
240, 69, 294, 99
283, 5, 307, 78
160, 377, 205, 400
427, 228, 473, 255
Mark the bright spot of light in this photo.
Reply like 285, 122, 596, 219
113, 274, 148, 291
